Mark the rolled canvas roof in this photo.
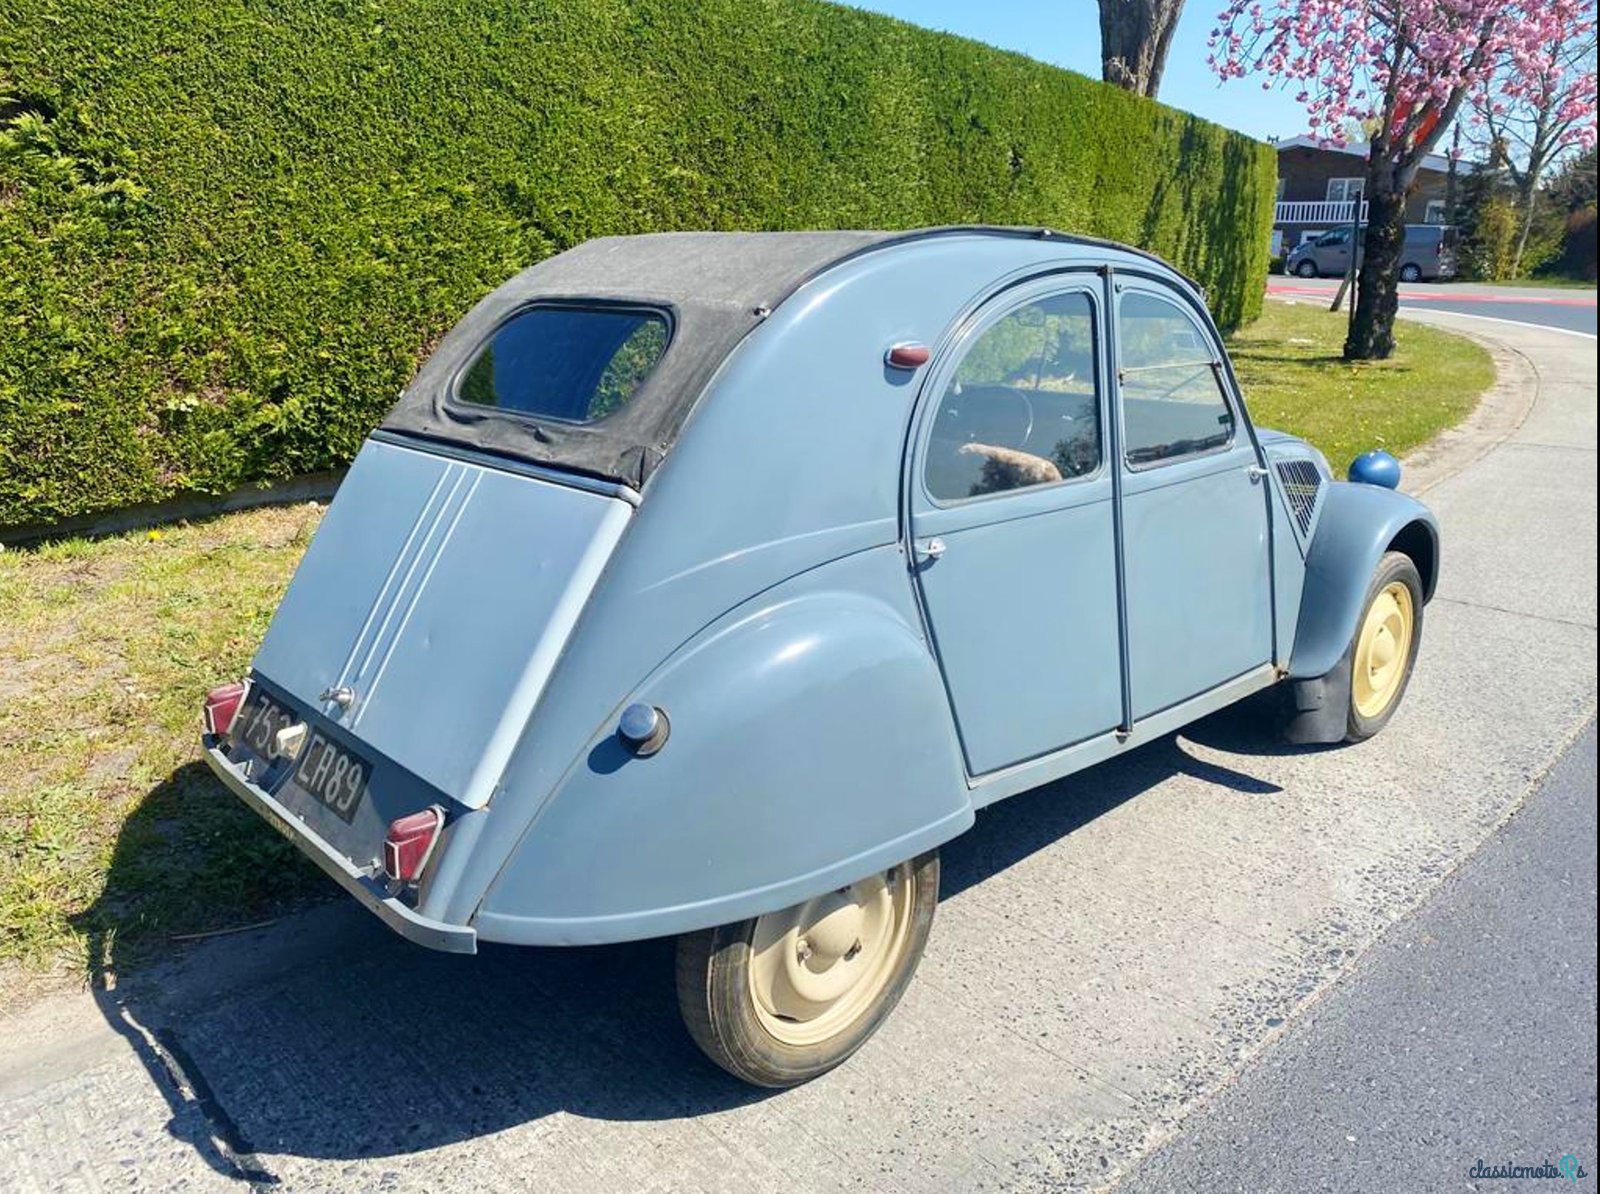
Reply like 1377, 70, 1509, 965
381, 227, 1181, 487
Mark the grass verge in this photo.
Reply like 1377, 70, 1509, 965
0, 303, 1495, 993
0, 505, 326, 992
1230, 299, 1494, 473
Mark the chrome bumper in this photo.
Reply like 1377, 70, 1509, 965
202, 740, 477, 954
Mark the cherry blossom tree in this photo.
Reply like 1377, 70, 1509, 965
1210, 0, 1599, 359
1473, 19, 1598, 275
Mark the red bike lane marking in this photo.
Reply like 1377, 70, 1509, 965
1267, 283, 1597, 308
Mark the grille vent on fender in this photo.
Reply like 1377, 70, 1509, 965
1276, 459, 1323, 536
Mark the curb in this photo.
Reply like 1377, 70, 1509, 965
1391, 310, 1541, 497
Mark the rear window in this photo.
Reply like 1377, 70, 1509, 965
454, 305, 669, 423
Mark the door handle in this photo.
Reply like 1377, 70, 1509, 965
912, 537, 947, 561
1246, 464, 1269, 483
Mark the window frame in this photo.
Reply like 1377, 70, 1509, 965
1326, 176, 1365, 203
1113, 284, 1241, 473
1424, 198, 1447, 225
445, 299, 675, 428
916, 280, 1109, 511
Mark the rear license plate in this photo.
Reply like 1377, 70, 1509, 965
292, 731, 372, 824
231, 690, 372, 824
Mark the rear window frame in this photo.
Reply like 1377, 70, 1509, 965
444, 298, 676, 428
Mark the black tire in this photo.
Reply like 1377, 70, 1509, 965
675, 850, 940, 1088
1294, 259, 1319, 278
1399, 263, 1422, 282
1345, 551, 1424, 742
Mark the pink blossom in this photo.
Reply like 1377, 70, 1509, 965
1210, 0, 1599, 158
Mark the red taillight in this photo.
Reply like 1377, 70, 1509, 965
203, 681, 248, 737
383, 807, 445, 884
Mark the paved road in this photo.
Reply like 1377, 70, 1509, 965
1116, 722, 1598, 1194
1267, 278, 1598, 336
0, 313, 1594, 1192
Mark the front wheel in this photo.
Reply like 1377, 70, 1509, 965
1399, 263, 1422, 282
675, 851, 940, 1087
1345, 551, 1424, 741
1294, 259, 1319, 278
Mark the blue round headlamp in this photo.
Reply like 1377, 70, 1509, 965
1349, 450, 1401, 489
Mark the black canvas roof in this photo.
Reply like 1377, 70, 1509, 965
380, 227, 1181, 487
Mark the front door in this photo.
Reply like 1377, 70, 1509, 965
1113, 282, 1273, 720
910, 279, 1123, 776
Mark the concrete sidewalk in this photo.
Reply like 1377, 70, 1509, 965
0, 314, 1594, 1193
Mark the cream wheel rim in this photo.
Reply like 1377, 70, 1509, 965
1353, 581, 1414, 719
747, 867, 914, 1046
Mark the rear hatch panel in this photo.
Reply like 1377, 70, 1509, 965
253, 435, 632, 809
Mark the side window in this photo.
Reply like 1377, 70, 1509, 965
924, 291, 1102, 502
1117, 291, 1235, 467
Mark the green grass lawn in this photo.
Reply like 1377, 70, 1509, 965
0, 302, 1495, 993
0, 505, 326, 990
1229, 300, 1493, 473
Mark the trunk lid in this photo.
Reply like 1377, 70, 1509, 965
253, 435, 631, 807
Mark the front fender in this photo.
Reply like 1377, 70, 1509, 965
475, 561, 973, 945
1289, 481, 1439, 680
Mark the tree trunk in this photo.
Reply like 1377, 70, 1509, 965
1099, 0, 1185, 98
1511, 200, 1537, 278
1509, 150, 1545, 277
1344, 187, 1408, 361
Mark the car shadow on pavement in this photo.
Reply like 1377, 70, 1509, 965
77, 711, 1292, 1179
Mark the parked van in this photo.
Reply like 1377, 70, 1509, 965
1288, 224, 1458, 281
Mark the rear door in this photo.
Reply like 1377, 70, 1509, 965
910, 277, 1123, 776
1114, 282, 1273, 720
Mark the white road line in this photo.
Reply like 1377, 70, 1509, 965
1397, 308, 1598, 340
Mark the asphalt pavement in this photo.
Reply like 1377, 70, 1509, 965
1115, 721, 1598, 1194
1267, 278, 1598, 336
0, 308, 1593, 1192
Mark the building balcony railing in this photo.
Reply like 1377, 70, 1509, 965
1275, 199, 1369, 226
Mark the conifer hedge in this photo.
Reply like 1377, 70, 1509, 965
0, 0, 1274, 526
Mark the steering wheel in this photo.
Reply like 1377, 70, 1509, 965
941, 381, 1037, 450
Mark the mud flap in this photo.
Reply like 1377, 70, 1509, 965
1281, 643, 1352, 745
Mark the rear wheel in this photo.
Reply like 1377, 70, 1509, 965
1399, 263, 1422, 282
1345, 551, 1423, 741
1294, 259, 1319, 278
675, 851, 939, 1087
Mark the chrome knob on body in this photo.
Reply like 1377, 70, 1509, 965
320, 685, 356, 710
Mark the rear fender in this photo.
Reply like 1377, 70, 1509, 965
1289, 481, 1439, 682
474, 554, 973, 945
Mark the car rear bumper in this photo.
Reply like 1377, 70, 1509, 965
203, 739, 477, 954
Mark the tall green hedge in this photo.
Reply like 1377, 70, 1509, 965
0, 0, 1275, 527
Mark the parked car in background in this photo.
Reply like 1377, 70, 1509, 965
202, 227, 1439, 1088
1287, 224, 1459, 281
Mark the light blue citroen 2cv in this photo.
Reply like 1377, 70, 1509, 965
203, 227, 1437, 1087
